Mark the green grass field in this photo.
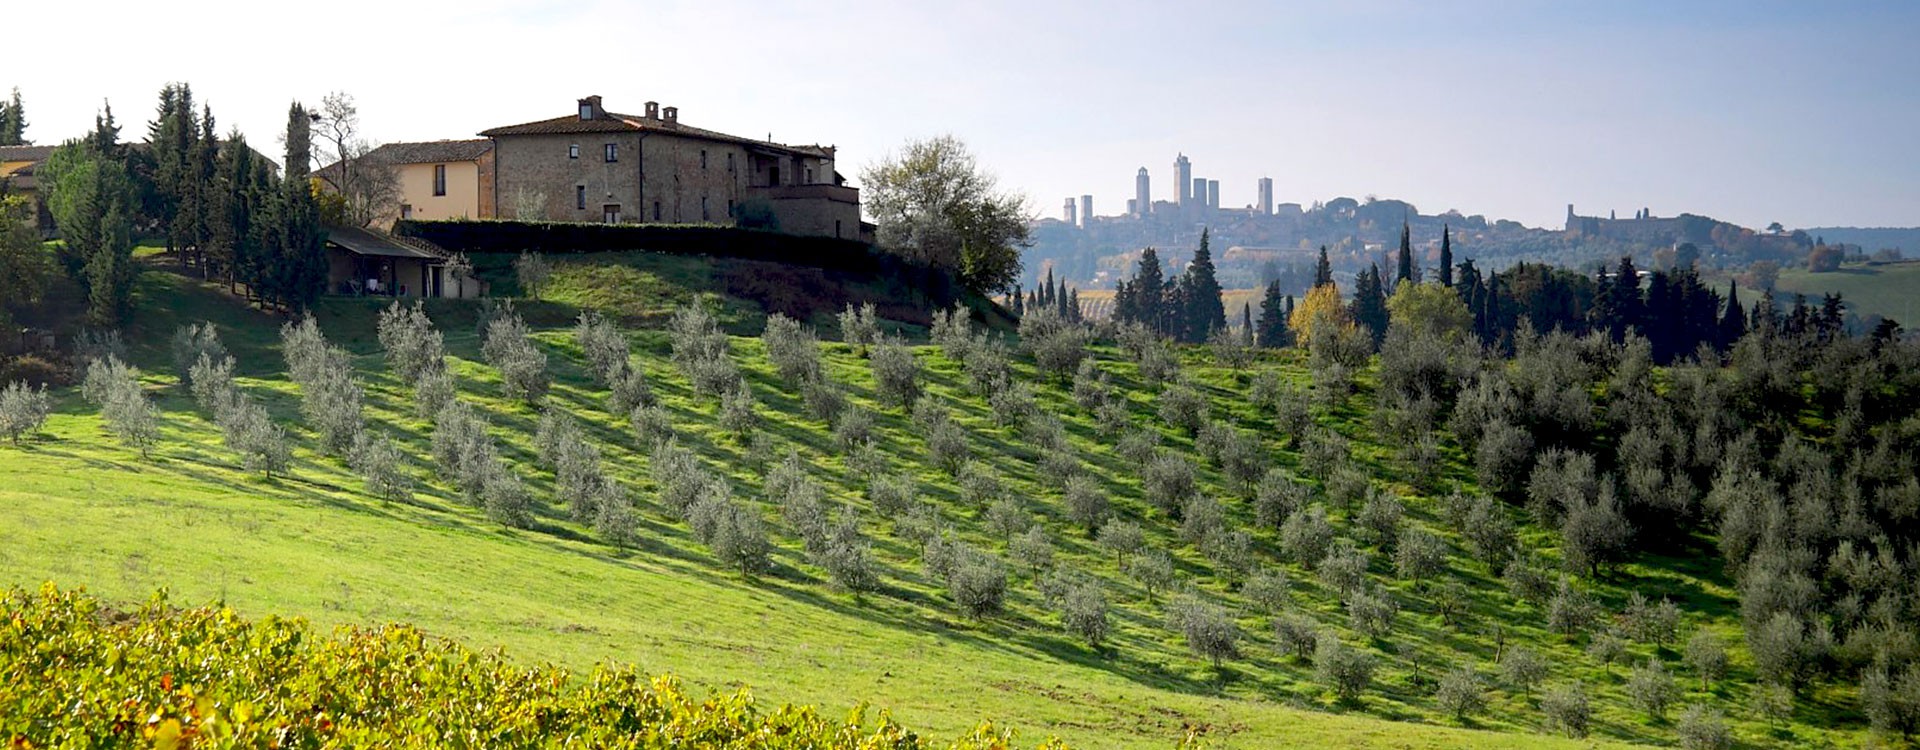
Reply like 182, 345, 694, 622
0, 254, 1871, 748
1761, 261, 1920, 325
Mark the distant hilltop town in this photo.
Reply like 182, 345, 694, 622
1028, 152, 1815, 292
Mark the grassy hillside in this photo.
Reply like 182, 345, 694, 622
1756, 261, 1920, 325
0, 255, 1869, 747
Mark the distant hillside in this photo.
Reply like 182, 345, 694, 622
1801, 227, 1920, 255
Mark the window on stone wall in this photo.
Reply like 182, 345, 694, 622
701, 197, 709, 221
653, 201, 661, 221
433, 165, 447, 197
604, 143, 618, 162
568, 144, 579, 159
727, 152, 734, 172
401, 204, 413, 219
576, 185, 586, 210
603, 204, 621, 224
701, 150, 708, 170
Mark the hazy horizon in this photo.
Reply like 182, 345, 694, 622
9, 0, 1915, 231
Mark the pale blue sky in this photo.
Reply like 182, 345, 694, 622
12, 0, 1916, 229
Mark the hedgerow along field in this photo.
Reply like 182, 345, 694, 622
0, 254, 1865, 748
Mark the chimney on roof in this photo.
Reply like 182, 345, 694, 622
645, 101, 659, 119
578, 95, 603, 121
663, 106, 678, 124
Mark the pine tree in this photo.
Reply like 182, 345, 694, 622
147, 84, 199, 261
0, 88, 26, 146
42, 106, 136, 326
1349, 264, 1389, 349
1439, 224, 1454, 287
1180, 229, 1226, 343
1066, 288, 1080, 322
1395, 221, 1415, 287
1010, 286, 1024, 316
1314, 246, 1333, 288
1258, 281, 1290, 349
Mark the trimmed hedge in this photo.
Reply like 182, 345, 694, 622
396, 218, 889, 273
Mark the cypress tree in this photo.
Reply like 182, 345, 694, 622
188, 106, 219, 277
1718, 281, 1747, 349
0, 87, 26, 146
1314, 246, 1333, 288
1395, 221, 1415, 287
1181, 228, 1226, 343
148, 83, 197, 260
1011, 286, 1024, 315
1240, 301, 1253, 336
1042, 268, 1056, 308
1257, 281, 1290, 348
1439, 224, 1454, 287
1066, 288, 1080, 322
1350, 264, 1389, 349
277, 101, 326, 311
1122, 248, 1166, 333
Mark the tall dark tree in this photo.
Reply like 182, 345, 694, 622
1240, 301, 1253, 334
1395, 221, 1415, 287
1349, 263, 1389, 349
1594, 256, 1645, 342
1179, 228, 1226, 343
186, 106, 219, 277
41, 107, 136, 325
1438, 225, 1454, 287
1718, 282, 1747, 349
0, 88, 26, 146
1257, 280, 1292, 348
1314, 245, 1333, 288
1114, 247, 1166, 334
274, 101, 327, 311
147, 84, 199, 261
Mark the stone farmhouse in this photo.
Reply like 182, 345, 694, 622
479, 95, 864, 241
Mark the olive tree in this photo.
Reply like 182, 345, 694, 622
1314, 635, 1377, 704
1437, 667, 1488, 721
1166, 593, 1242, 669
0, 380, 50, 445
482, 311, 549, 403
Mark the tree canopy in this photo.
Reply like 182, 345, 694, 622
861, 135, 1029, 293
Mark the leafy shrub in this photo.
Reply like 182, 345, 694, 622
1436, 667, 1487, 721
837, 302, 880, 353
169, 322, 227, 388
572, 310, 631, 386
1627, 658, 1677, 720
1166, 594, 1242, 668
1685, 629, 1729, 690
1127, 549, 1175, 600
1280, 506, 1335, 569
83, 356, 156, 456
1539, 682, 1592, 738
513, 251, 552, 299
1141, 453, 1197, 517
813, 509, 879, 592
761, 313, 822, 385
1070, 358, 1111, 412
349, 431, 414, 503
1587, 630, 1628, 671
379, 301, 446, 386
1675, 704, 1732, 750
1500, 648, 1547, 696
987, 379, 1036, 429
925, 419, 969, 475
687, 484, 771, 575
1241, 569, 1290, 614
1059, 580, 1110, 648
413, 367, 456, 419
0, 380, 50, 445
1157, 381, 1207, 435
1114, 430, 1160, 467
1314, 635, 1377, 703
69, 328, 125, 371
1393, 528, 1447, 585
1062, 476, 1109, 532
1624, 592, 1682, 647
1018, 307, 1088, 379
482, 312, 549, 403
1097, 520, 1145, 565
985, 496, 1032, 538
221, 399, 290, 477
669, 304, 740, 397
720, 384, 759, 442
945, 544, 1008, 619
1354, 491, 1404, 549
1010, 525, 1054, 572
1346, 587, 1398, 639
1274, 613, 1320, 662
866, 472, 917, 518
1318, 541, 1370, 602
1253, 469, 1306, 529
869, 337, 921, 408
630, 404, 675, 449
